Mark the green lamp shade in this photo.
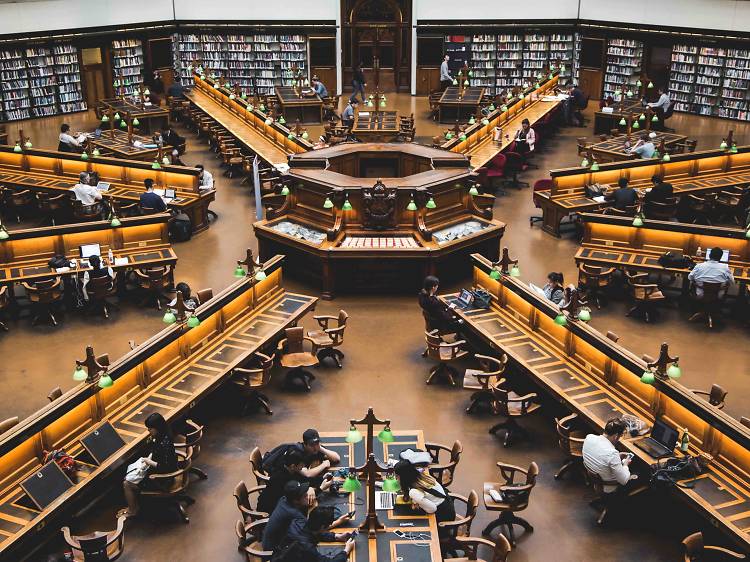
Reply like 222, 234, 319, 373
469, 116, 476, 125
247, 104, 254, 111
110, 217, 122, 227
143, 88, 150, 96
720, 141, 728, 149
561, 64, 566, 72
647, 81, 654, 88
163, 310, 177, 324
132, 118, 140, 126
509, 265, 521, 278
425, 198, 437, 209
500, 105, 507, 112
97, 373, 113, 388
667, 363, 682, 380
626, 90, 633, 98
378, 426, 395, 443
619, 118, 627, 126
114, 112, 121, 120
663, 154, 671, 162
265, 118, 273, 125
406, 199, 418, 211
288, 133, 295, 139
636, 79, 642, 87
458, 70, 462, 77
468, 70, 474, 77
302, 131, 309, 139
254, 269, 267, 281
535, 82, 541, 89
81, 152, 89, 160
151, 160, 161, 170
345, 426, 363, 443
229, 93, 236, 100
489, 104, 496, 111
366, 100, 374, 108
482, 118, 489, 125
341, 473, 362, 492
651, 114, 659, 122
640, 370, 655, 384
342, 198, 353, 211
745, 228, 750, 239
280, 185, 290, 196
187, 315, 201, 328
323, 197, 334, 209
241, 93, 248, 99
102, 114, 110, 122
581, 158, 589, 167
92, 148, 101, 157
213, 83, 219, 89
452, 79, 458, 86
120, 120, 128, 128
548, 74, 554, 80
278, 116, 286, 124
162, 156, 171, 166
554, 313, 567, 326
731, 144, 738, 154
73, 365, 87, 381
632, 215, 644, 227
13, 143, 21, 153
469, 185, 479, 196
519, 94, 525, 100
459, 133, 467, 141
615, 89, 622, 97
382, 475, 401, 492
489, 269, 501, 280
463, 80, 469, 86
260, 104, 266, 111
380, 100, 386, 107
234, 265, 246, 278
590, 162, 600, 171
0, 229, 9, 240
639, 113, 646, 121
24, 141, 32, 148
577, 309, 591, 322
632, 121, 640, 130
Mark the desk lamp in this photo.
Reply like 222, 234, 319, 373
0, 221, 9, 240
235, 248, 268, 282
73, 346, 112, 388
640, 343, 679, 385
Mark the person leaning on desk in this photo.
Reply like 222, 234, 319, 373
688, 247, 735, 298
583, 418, 639, 494
71, 171, 103, 207
604, 177, 638, 210
627, 133, 656, 159
140, 178, 167, 213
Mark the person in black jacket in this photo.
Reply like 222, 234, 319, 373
140, 178, 167, 213
257, 450, 311, 514
605, 177, 637, 210
350, 63, 366, 104
277, 507, 355, 562
565, 84, 585, 127
645, 175, 674, 204
418, 275, 461, 333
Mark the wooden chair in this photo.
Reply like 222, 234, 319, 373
425, 330, 469, 387
86, 273, 119, 319
440, 490, 479, 557
196, 288, 213, 305
238, 518, 273, 561
233, 480, 268, 523
606, 330, 620, 343
61, 515, 126, 561
278, 326, 319, 391
488, 383, 541, 447
625, 271, 665, 323
139, 446, 196, 523
36, 191, 70, 225
584, 467, 646, 525
231, 351, 275, 415
443, 534, 512, 562
689, 281, 724, 329
322, 95, 341, 120
249, 446, 270, 487
482, 461, 539, 544
686, 193, 718, 225
8, 188, 36, 222
421, 309, 458, 357
464, 354, 507, 414
741, 417, 750, 429
112, 199, 140, 218
502, 152, 529, 189
174, 419, 209, 480
683, 531, 746, 561
22, 277, 64, 326
0, 285, 10, 332
604, 204, 637, 217
426, 440, 463, 487
645, 197, 678, 221
577, 264, 615, 309
73, 201, 102, 222
554, 413, 586, 480
307, 310, 348, 368
576, 137, 590, 156
48, 386, 62, 402
0, 417, 19, 434
691, 384, 728, 410
134, 266, 172, 310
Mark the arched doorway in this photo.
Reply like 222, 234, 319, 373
342, 0, 412, 93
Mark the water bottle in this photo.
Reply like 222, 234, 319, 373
680, 428, 690, 453
696, 246, 702, 259
108, 248, 114, 265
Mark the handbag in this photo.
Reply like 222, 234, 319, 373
471, 288, 492, 309
650, 456, 702, 489
125, 456, 151, 484
43, 449, 77, 482
657, 251, 694, 269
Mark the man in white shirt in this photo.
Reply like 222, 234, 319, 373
440, 55, 452, 90
628, 133, 656, 159
71, 172, 102, 207
196, 164, 214, 191
646, 88, 671, 127
688, 247, 735, 298
582, 418, 636, 493
58, 124, 86, 153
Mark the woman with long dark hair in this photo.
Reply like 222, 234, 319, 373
393, 459, 455, 532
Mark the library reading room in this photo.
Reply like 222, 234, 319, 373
3, 0, 750, 560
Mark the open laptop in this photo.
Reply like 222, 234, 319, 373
163, 188, 176, 202
79, 243, 101, 259
96, 181, 110, 192
453, 289, 474, 309
634, 419, 679, 458
706, 249, 730, 263
375, 491, 396, 510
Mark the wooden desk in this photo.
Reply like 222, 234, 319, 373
0, 213, 177, 287
594, 100, 644, 135
438, 86, 485, 123
0, 256, 316, 560
353, 111, 400, 143
275, 86, 323, 124
315, 429, 442, 562
441, 74, 561, 169
90, 129, 159, 162
0, 146, 214, 234
443, 253, 750, 551
575, 212, 750, 286
96, 99, 169, 133
536, 146, 750, 237
590, 132, 688, 162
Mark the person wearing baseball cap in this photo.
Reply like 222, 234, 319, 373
262, 480, 313, 550
299, 428, 341, 484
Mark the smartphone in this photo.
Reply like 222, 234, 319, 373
394, 530, 406, 538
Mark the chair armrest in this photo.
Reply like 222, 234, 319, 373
425, 442, 451, 461
507, 392, 538, 403
496, 462, 526, 482
704, 546, 746, 559
148, 462, 190, 480
106, 515, 127, 545
453, 535, 496, 548
239, 505, 268, 519
233, 366, 263, 377
438, 514, 472, 528
447, 492, 469, 505
690, 390, 710, 398
61, 526, 78, 550
276, 338, 288, 351
313, 314, 337, 329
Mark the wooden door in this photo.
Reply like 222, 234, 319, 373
579, 69, 603, 101
80, 47, 107, 108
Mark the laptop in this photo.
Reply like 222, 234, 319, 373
375, 491, 396, 510
153, 188, 165, 197
79, 243, 101, 259
163, 188, 176, 202
634, 419, 679, 459
453, 289, 474, 309
706, 249, 730, 263
96, 182, 110, 192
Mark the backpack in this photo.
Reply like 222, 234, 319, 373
657, 251, 694, 269
261, 443, 300, 473
43, 449, 77, 482
48, 255, 70, 269
169, 217, 192, 242
271, 540, 303, 562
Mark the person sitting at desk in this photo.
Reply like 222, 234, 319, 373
645, 175, 674, 204
152, 131, 164, 147
605, 177, 637, 210
140, 178, 167, 213
278, 506, 356, 562
598, 95, 615, 110
167, 77, 186, 99
440, 55, 453, 91
628, 133, 656, 159
312, 77, 328, 99
196, 164, 214, 191
262, 481, 314, 551
71, 171, 102, 206
341, 100, 357, 128
82, 254, 114, 301
582, 418, 637, 494
58, 124, 85, 153
394, 459, 455, 535
258, 449, 315, 514
513, 118, 536, 154
543, 272, 565, 305
164, 127, 185, 153
418, 275, 462, 333
565, 83, 585, 127
646, 87, 671, 123
296, 428, 340, 485
168, 282, 197, 310
118, 412, 178, 519
688, 247, 735, 298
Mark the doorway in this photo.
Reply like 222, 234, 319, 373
80, 47, 107, 107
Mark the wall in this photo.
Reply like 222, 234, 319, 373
415, 0, 580, 21
172, 0, 338, 21
0, 0, 175, 35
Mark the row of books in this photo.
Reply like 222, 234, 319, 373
112, 39, 144, 97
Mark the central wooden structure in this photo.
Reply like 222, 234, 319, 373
253, 143, 505, 299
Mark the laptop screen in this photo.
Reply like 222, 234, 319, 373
153, 188, 165, 197
651, 420, 679, 451
458, 289, 473, 305
79, 243, 101, 259
165, 188, 176, 199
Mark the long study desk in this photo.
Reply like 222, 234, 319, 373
0, 256, 316, 561
438, 86, 485, 123
0, 146, 214, 234
594, 100, 645, 135
96, 99, 169, 134
316, 430, 442, 562
590, 132, 688, 162
0, 213, 176, 287
442, 253, 750, 551
90, 129, 159, 161
537, 146, 750, 236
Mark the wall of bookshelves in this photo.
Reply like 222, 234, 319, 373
112, 38, 144, 98
0, 41, 86, 122
172, 34, 308, 96
603, 38, 644, 98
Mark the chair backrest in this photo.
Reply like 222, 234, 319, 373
555, 413, 583, 458
504, 151, 523, 171
73, 201, 101, 220
708, 383, 728, 407
234, 480, 252, 512
139, 266, 170, 289
488, 152, 506, 171
700, 282, 723, 303
284, 326, 305, 354
532, 179, 554, 193
0, 417, 19, 434
48, 386, 62, 402
0, 285, 9, 309
578, 263, 614, 287
77, 534, 109, 562
87, 274, 114, 298
491, 533, 512, 562
196, 288, 213, 304
249, 446, 269, 486
425, 330, 450, 360
327, 310, 349, 345
24, 277, 63, 304
11, 189, 33, 206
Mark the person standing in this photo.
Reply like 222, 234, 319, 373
350, 63, 366, 103
440, 55, 453, 90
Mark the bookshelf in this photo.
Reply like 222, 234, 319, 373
111, 39, 144, 98
668, 44, 698, 114
695, 47, 725, 117
1, 48, 31, 122
549, 33, 576, 83
470, 35, 496, 90
25, 46, 57, 117
496, 34, 523, 93
522, 34, 549, 83
53, 42, 86, 114
445, 35, 471, 76
603, 38, 643, 98
173, 34, 201, 83
721, 48, 750, 121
